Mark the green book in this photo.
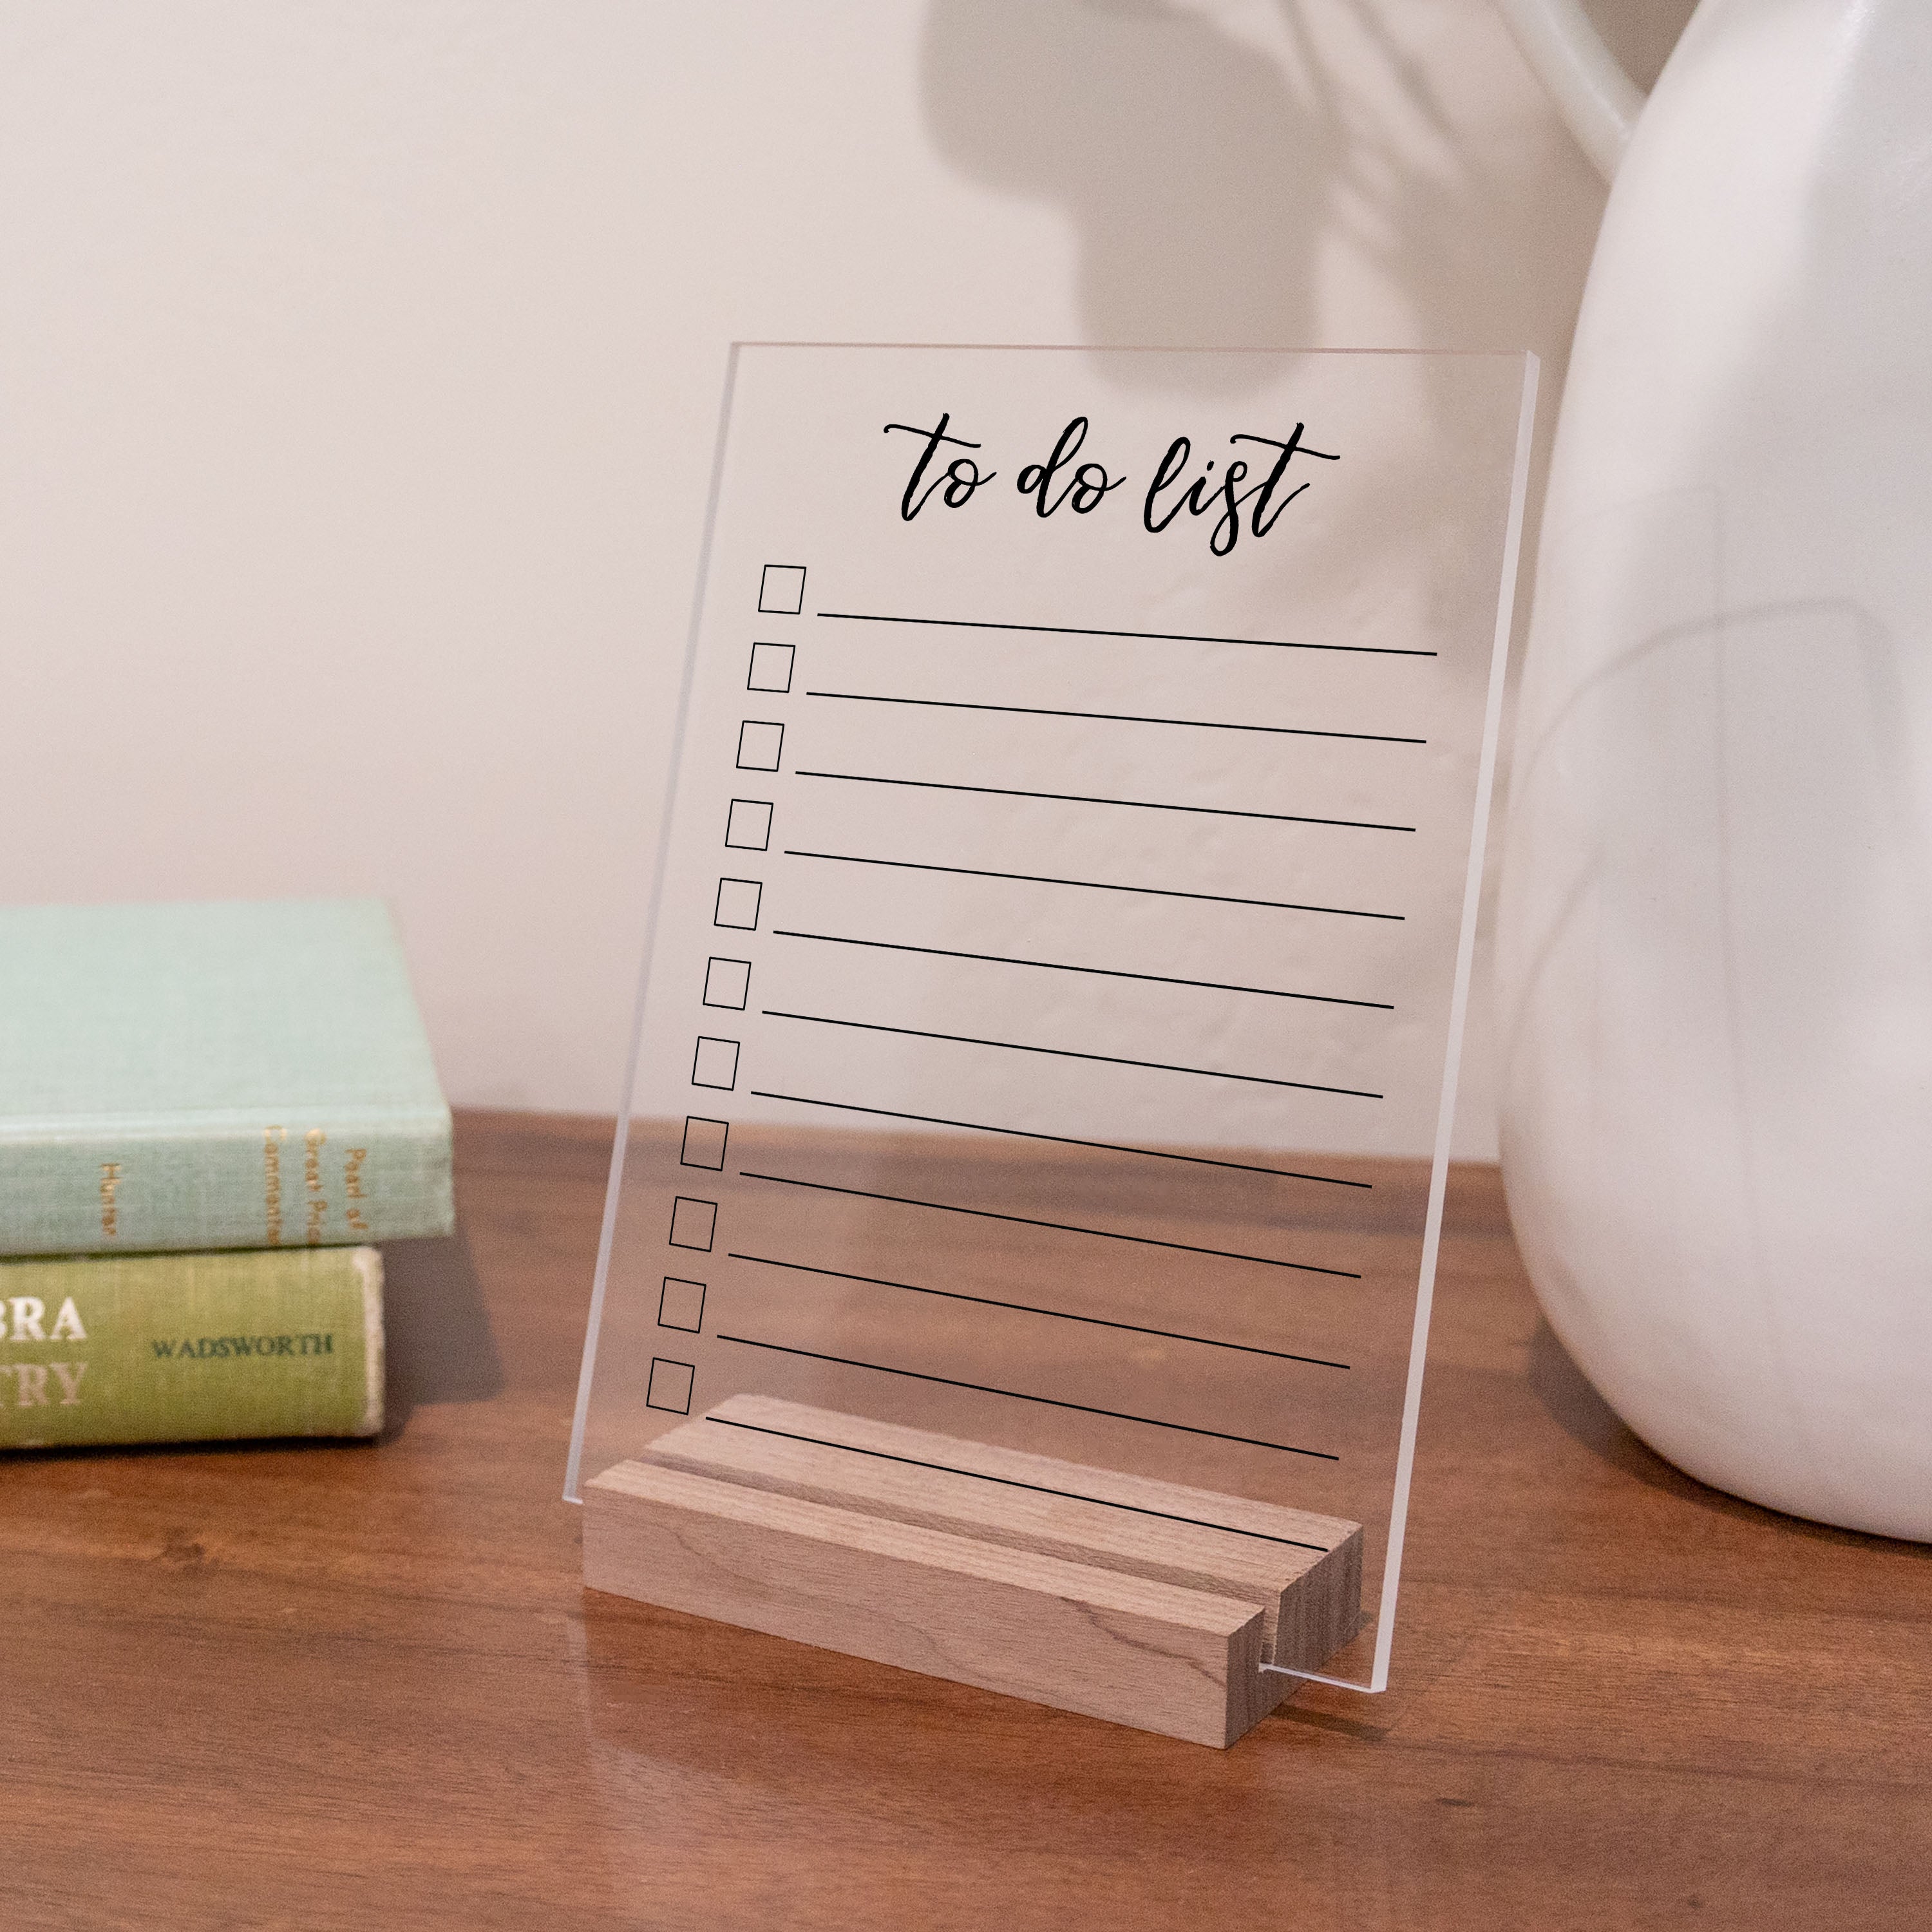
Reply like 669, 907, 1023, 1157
0, 898, 453, 1256
0, 1246, 383, 1448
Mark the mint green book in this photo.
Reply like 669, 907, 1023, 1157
0, 1246, 383, 1448
0, 899, 453, 1256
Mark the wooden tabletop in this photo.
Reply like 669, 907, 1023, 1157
6, 1112, 1929, 1931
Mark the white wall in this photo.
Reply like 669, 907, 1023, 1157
0, 1, 1692, 1148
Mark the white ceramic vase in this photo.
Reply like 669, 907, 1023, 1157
1493, 0, 1932, 1537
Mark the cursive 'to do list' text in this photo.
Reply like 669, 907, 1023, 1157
882, 412, 1339, 558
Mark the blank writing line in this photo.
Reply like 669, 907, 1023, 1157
770, 927, 1392, 1010
735, 1170, 1361, 1279
796, 769, 1416, 835
748, 1088, 1372, 1191
806, 688, 1426, 747
716, 1334, 1340, 1461
761, 1007, 1384, 1100
782, 849, 1404, 923
815, 608, 1434, 660
727, 1250, 1352, 1367
704, 1416, 1335, 1551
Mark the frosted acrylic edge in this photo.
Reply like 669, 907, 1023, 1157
1351, 350, 1542, 1694
565, 347, 746, 1505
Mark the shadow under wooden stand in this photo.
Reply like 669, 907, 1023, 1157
583, 1394, 1361, 1747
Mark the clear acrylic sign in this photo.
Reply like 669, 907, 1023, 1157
570, 344, 1535, 1697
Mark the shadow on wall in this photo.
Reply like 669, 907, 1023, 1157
920, 0, 1702, 361
922, 0, 1331, 378
918, 0, 1617, 383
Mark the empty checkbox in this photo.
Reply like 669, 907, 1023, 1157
668, 1196, 717, 1251
692, 1036, 740, 1090
658, 1276, 706, 1334
681, 1115, 729, 1169
714, 878, 762, 929
758, 564, 806, 615
748, 642, 795, 692
647, 1357, 696, 1414
725, 799, 773, 851
703, 956, 751, 1009
736, 721, 784, 772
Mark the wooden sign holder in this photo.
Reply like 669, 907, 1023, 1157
583, 1394, 1361, 1748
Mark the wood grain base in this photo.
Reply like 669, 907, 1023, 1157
582, 1394, 1361, 1747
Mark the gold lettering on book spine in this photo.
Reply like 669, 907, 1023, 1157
263, 1126, 287, 1245
98, 1162, 121, 1239
304, 1128, 327, 1244
343, 1147, 369, 1234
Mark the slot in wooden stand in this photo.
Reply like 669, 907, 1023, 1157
583, 1394, 1363, 1747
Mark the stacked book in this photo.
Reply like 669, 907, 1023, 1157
0, 900, 454, 1450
